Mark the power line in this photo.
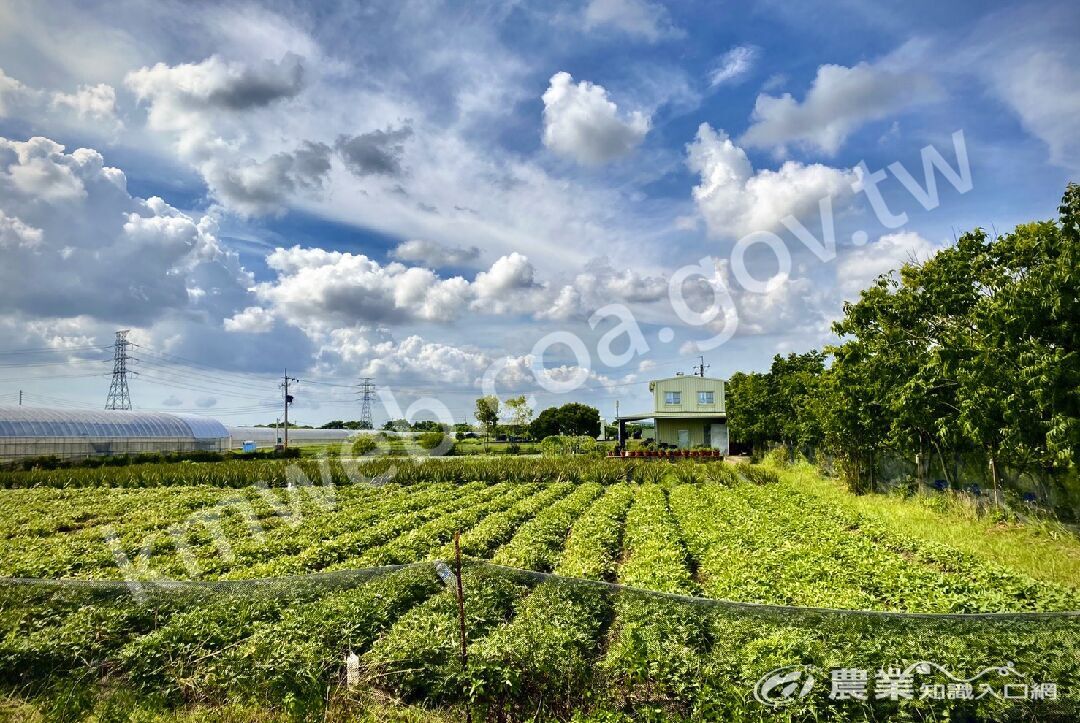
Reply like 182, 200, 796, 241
131, 345, 282, 386
132, 369, 280, 401
0, 345, 107, 356
0, 371, 107, 383
20, 391, 102, 410
0, 357, 107, 368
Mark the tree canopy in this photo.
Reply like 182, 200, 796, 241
728, 184, 1079, 506
529, 402, 602, 440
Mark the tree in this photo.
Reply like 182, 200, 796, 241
768, 351, 827, 453
474, 396, 500, 448
821, 183, 1080, 500
726, 354, 826, 459
528, 403, 601, 439
727, 371, 771, 453
504, 395, 533, 438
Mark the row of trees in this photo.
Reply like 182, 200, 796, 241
381, 419, 445, 432
474, 396, 601, 442
729, 184, 1078, 507
311, 398, 603, 443
319, 420, 373, 430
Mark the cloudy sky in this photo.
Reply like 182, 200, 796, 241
0, 0, 1076, 425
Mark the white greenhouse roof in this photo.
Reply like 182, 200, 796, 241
0, 407, 229, 440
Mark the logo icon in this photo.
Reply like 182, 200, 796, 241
754, 665, 816, 707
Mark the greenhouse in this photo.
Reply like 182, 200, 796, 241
0, 407, 231, 461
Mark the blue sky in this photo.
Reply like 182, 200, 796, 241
0, 0, 1076, 425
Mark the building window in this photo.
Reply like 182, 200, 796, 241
664, 391, 681, 405
698, 391, 714, 404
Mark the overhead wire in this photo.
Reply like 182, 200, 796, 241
0, 335, 691, 420
0, 345, 108, 356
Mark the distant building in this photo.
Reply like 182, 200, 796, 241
614, 374, 728, 453
226, 426, 371, 449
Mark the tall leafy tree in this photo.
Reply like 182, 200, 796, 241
474, 396, 500, 448
504, 395, 534, 438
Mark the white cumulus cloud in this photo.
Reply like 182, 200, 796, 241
686, 123, 855, 238
51, 83, 119, 122
224, 306, 276, 333
125, 53, 325, 214
542, 72, 650, 166
0, 135, 253, 326
0, 68, 119, 128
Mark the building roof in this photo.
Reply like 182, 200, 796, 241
0, 407, 229, 440
615, 411, 727, 422
648, 375, 726, 384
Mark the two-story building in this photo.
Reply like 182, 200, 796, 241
615, 374, 728, 454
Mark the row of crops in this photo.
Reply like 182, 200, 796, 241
2, 461, 1079, 719
0, 456, 705, 489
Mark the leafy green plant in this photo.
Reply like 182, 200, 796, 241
351, 436, 378, 456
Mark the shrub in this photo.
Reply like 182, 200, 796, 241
764, 445, 790, 468
417, 431, 445, 450
539, 435, 601, 457
352, 436, 378, 456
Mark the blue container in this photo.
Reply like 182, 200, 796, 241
242, 441, 257, 453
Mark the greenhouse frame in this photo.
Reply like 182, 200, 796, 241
0, 407, 231, 461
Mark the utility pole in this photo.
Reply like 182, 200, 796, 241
280, 369, 299, 448
358, 377, 375, 429
615, 400, 620, 448
695, 355, 710, 378
105, 330, 133, 410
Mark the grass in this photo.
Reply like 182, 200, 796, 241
776, 460, 1080, 590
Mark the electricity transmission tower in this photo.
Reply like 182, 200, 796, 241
358, 378, 376, 429
105, 330, 133, 410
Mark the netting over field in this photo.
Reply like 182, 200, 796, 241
2, 561, 1078, 721
2, 459, 1078, 719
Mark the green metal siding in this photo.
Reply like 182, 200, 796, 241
655, 418, 727, 450
651, 376, 726, 414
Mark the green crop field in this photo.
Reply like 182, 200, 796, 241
1, 458, 1078, 721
